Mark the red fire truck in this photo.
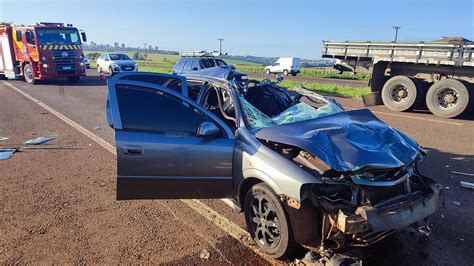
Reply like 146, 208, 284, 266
0, 22, 87, 84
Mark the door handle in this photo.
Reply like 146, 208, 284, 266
123, 145, 143, 155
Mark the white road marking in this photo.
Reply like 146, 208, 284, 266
2, 80, 272, 263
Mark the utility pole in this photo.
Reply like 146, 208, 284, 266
217, 38, 224, 55
143, 43, 147, 52
393, 26, 401, 42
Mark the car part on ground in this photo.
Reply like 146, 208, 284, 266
24, 136, 56, 145
0, 148, 18, 160
0, 136, 9, 141
106, 72, 444, 261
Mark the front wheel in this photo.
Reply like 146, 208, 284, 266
283, 69, 289, 76
23, 64, 35, 84
381, 75, 422, 112
244, 183, 296, 259
426, 79, 471, 118
109, 67, 115, 76
265, 69, 271, 75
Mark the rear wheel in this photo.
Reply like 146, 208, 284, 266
265, 69, 271, 75
244, 183, 296, 259
283, 69, 289, 76
23, 64, 35, 84
381, 75, 422, 112
426, 79, 471, 118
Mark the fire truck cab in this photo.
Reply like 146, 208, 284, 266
0, 22, 87, 84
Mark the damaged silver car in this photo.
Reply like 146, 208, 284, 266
106, 71, 443, 259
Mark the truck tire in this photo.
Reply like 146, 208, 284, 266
283, 69, 289, 76
266, 69, 271, 75
426, 79, 471, 118
244, 183, 296, 259
381, 75, 421, 112
23, 64, 35, 85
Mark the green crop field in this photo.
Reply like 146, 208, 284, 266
235, 65, 370, 80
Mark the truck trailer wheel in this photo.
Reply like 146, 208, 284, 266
244, 183, 296, 259
426, 79, 471, 118
381, 75, 421, 112
23, 64, 35, 85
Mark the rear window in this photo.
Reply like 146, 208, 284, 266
174, 58, 186, 72
216, 59, 228, 66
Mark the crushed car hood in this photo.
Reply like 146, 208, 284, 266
255, 109, 420, 172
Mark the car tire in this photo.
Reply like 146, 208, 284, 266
23, 64, 35, 85
283, 69, 289, 76
381, 75, 422, 112
426, 79, 471, 118
97, 65, 102, 73
244, 183, 296, 259
266, 69, 271, 75
109, 67, 114, 76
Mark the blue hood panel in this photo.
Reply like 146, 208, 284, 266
255, 109, 420, 172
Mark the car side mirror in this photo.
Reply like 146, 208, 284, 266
80, 31, 87, 42
192, 67, 199, 71
196, 122, 220, 138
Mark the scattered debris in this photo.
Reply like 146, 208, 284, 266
460, 181, 474, 190
441, 214, 445, 218
94, 126, 101, 131
452, 201, 461, 206
0, 148, 18, 160
445, 186, 450, 189
418, 224, 432, 237
199, 249, 210, 260
301, 251, 319, 264
445, 165, 450, 168
24, 136, 56, 145
0, 136, 9, 141
451, 171, 474, 177
460, 238, 465, 241
316, 253, 362, 266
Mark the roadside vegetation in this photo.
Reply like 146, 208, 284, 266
86, 51, 371, 98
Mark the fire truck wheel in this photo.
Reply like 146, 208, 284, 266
23, 64, 35, 85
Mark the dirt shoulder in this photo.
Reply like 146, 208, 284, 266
0, 84, 265, 264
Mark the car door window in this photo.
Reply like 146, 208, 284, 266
174, 58, 186, 72
116, 85, 212, 136
119, 74, 185, 95
191, 59, 200, 70
25, 31, 35, 45
15, 30, 22, 42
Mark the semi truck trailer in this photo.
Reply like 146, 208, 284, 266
0, 22, 87, 84
322, 38, 473, 118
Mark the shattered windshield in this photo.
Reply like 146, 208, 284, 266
240, 87, 344, 130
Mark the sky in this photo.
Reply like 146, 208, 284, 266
1, 0, 473, 59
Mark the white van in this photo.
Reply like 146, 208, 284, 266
265, 57, 301, 76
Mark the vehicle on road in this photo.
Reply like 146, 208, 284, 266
322, 38, 474, 118
82, 55, 91, 69
173, 51, 248, 81
0, 22, 87, 84
265, 57, 301, 76
96, 53, 138, 75
106, 71, 443, 260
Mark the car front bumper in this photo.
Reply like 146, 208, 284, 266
336, 182, 443, 234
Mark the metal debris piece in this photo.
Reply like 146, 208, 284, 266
452, 201, 461, 206
460, 181, 474, 190
199, 249, 210, 260
451, 171, 474, 177
24, 136, 56, 145
418, 224, 432, 237
0, 136, 9, 141
94, 126, 101, 131
0, 148, 17, 160
301, 251, 319, 264
316, 253, 362, 266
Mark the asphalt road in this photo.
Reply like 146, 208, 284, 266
1, 70, 473, 265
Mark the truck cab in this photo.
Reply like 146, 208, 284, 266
0, 22, 87, 84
